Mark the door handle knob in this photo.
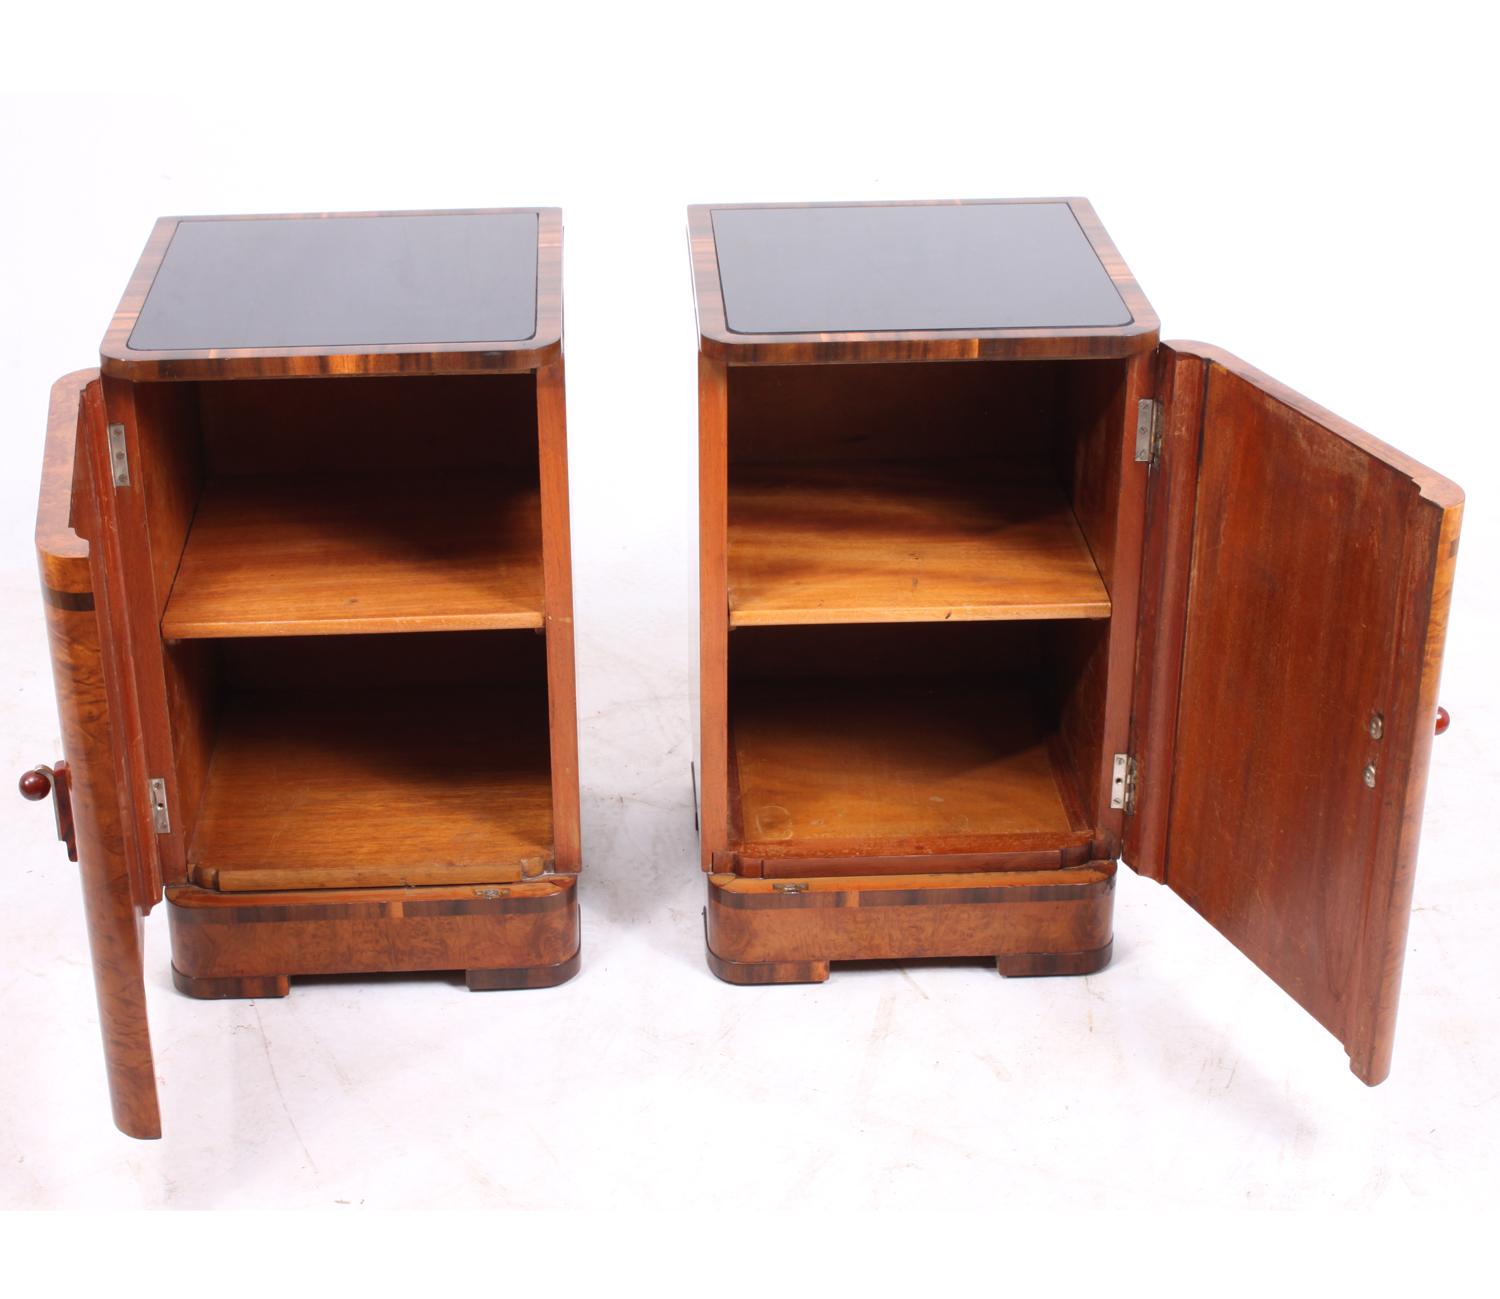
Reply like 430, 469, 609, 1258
19, 762, 76, 861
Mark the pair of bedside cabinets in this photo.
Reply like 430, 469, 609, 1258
21, 201, 1461, 1138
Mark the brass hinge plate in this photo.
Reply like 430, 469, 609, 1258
1110, 753, 1138, 814
148, 777, 171, 834
107, 423, 130, 487
1134, 399, 1162, 465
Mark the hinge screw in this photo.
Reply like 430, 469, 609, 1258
1110, 753, 1137, 812
1363, 761, 1378, 789
1369, 713, 1384, 740
148, 777, 171, 833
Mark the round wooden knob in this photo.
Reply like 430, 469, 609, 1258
19, 767, 53, 801
1435, 706, 1450, 736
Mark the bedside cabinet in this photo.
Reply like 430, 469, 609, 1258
688, 198, 1460, 1084
23, 208, 581, 1137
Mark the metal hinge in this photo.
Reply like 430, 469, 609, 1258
148, 777, 171, 834
107, 423, 131, 487
1110, 753, 1139, 814
1134, 399, 1163, 465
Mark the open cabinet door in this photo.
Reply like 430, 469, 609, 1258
33, 372, 162, 1138
1128, 343, 1461, 1085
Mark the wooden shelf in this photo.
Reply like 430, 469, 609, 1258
730, 677, 1092, 857
728, 459, 1110, 626
188, 686, 553, 891
162, 470, 544, 639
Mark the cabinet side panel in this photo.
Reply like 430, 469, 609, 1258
133, 384, 215, 853
132, 382, 202, 619
698, 355, 730, 865
93, 376, 182, 886
1064, 359, 1126, 583
1060, 352, 1151, 847
537, 361, 581, 872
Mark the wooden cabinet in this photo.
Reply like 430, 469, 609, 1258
23, 209, 581, 1138
689, 198, 1461, 1084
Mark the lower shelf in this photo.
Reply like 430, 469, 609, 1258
188, 686, 553, 891
730, 677, 1092, 859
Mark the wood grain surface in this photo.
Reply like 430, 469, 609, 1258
162, 470, 544, 638
536, 358, 582, 873
697, 354, 730, 866
188, 686, 554, 891
730, 679, 1091, 857
728, 460, 1110, 625
37, 371, 162, 1138
168, 876, 580, 987
705, 863, 1115, 976
1143, 343, 1463, 1085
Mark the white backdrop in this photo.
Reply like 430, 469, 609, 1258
1, 0, 1496, 1223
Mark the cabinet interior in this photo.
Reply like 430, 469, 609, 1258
724, 358, 1128, 861
133, 373, 553, 890
142, 374, 542, 638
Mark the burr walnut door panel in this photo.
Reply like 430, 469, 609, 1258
36, 371, 162, 1138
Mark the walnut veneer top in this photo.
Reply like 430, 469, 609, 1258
690, 198, 1158, 362
102, 208, 562, 379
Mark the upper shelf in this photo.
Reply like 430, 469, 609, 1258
161, 470, 544, 639
728, 460, 1111, 627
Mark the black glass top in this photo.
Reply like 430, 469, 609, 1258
128, 212, 540, 351
710, 202, 1131, 335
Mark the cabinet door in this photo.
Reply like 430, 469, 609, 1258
1130, 343, 1461, 1084
35, 371, 162, 1138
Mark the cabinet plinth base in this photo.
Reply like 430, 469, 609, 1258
166, 876, 580, 993
171, 968, 291, 1000
996, 941, 1113, 977
705, 943, 831, 985
704, 863, 1114, 982
466, 948, 581, 990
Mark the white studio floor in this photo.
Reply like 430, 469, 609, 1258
2, 539, 1495, 1210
